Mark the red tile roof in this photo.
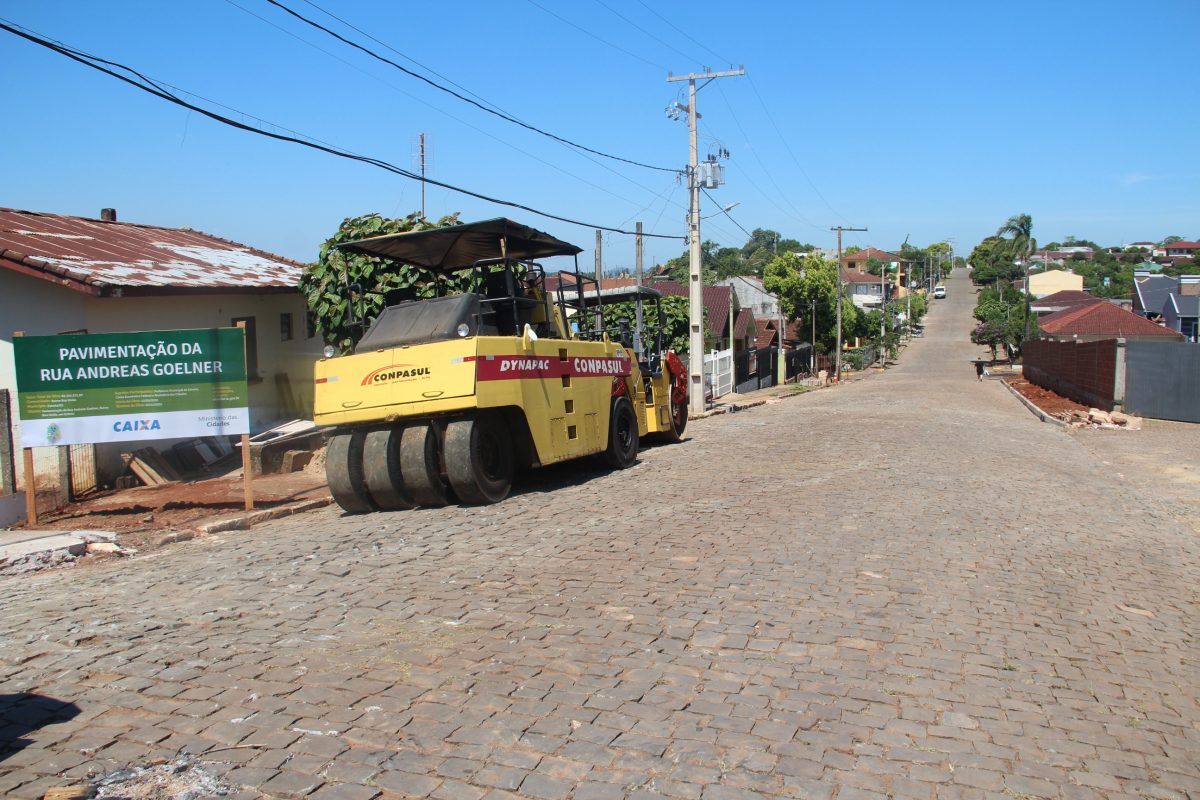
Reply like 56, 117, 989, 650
1163, 241, 1200, 249
1032, 290, 1102, 310
0, 208, 304, 295
1040, 302, 1184, 338
651, 280, 731, 338
733, 307, 753, 339
842, 247, 906, 264
544, 273, 640, 292
754, 318, 777, 349
841, 267, 883, 285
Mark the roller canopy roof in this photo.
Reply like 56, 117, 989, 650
336, 218, 583, 272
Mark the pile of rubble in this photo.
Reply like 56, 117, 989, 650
1056, 407, 1143, 430
90, 756, 236, 799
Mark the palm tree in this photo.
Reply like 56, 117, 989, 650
997, 214, 1035, 341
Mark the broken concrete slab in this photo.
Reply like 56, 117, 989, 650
0, 529, 118, 564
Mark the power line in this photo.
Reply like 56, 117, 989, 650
713, 83, 824, 231
633, 0, 731, 67
702, 187, 752, 239
0, 20, 685, 240
220, 0, 685, 220
591, 0, 697, 66
747, 75, 847, 224
264, 0, 677, 174
524, 0, 670, 72
296, 0, 511, 118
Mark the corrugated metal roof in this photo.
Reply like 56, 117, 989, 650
0, 208, 305, 293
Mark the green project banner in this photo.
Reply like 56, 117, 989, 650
14, 328, 249, 448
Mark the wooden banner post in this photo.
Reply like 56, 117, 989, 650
12, 332, 38, 526
236, 321, 254, 512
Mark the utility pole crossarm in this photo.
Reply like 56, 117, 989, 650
666, 66, 746, 83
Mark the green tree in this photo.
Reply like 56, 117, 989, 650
997, 213, 1035, 266
740, 228, 782, 259
301, 212, 461, 351
665, 241, 718, 284
762, 251, 858, 351
971, 321, 1008, 361
602, 295, 695, 355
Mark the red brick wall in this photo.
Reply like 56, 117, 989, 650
1022, 339, 1118, 410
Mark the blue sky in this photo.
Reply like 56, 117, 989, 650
2, 1, 1196, 271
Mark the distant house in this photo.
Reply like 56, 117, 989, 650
718, 275, 779, 318
1132, 272, 1182, 319
731, 308, 754, 353
1020, 269, 1084, 299
1123, 241, 1157, 252
1163, 241, 1200, 258
651, 280, 734, 351
1163, 292, 1199, 342
0, 207, 324, 494
842, 267, 887, 310
1030, 290, 1101, 316
1038, 302, 1184, 343
840, 247, 912, 283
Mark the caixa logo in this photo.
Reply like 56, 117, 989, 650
113, 419, 162, 433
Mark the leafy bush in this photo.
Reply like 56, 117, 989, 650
301, 212, 462, 352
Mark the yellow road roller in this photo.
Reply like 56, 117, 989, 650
313, 218, 688, 512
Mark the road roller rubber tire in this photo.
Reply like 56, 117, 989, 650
363, 426, 416, 510
400, 423, 450, 507
326, 430, 376, 513
603, 397, 639, 469
445, 414, 514, 505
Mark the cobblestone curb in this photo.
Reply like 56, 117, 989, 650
998, 377, 1069, 428
194, 496, 334, 534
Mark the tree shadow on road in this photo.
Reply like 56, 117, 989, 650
0, 693, 81, 763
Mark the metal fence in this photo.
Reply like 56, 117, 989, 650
1125, 341, 1200, 423
703, 348, 734, 399
68, 443, 97, 498
784, 345, 812, 380
735, 347, 778, 394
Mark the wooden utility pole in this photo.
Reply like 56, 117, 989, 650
235, 321, 254, 512
419, 132, 426, 219
831, 226, 867, 382
634, 222, 644, 361
595, 230, 603, 291
667, 66, 744, 415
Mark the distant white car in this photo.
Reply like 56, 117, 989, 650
933, 285, 946, 299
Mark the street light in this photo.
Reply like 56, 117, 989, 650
701, 202, 740, 220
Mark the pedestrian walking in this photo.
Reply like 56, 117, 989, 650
975, 360, 985, 381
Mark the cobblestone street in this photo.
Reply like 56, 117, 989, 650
1, 268, 1197, 800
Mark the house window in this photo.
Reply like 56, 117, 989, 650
280, 312, 294, 342
231, 316, 258, 379
306, 310, 317, 339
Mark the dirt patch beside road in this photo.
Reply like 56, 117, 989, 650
27, 461, 330, 554
1002, 375, 1089, 416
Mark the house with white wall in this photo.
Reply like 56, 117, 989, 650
0, 207, 324, 498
